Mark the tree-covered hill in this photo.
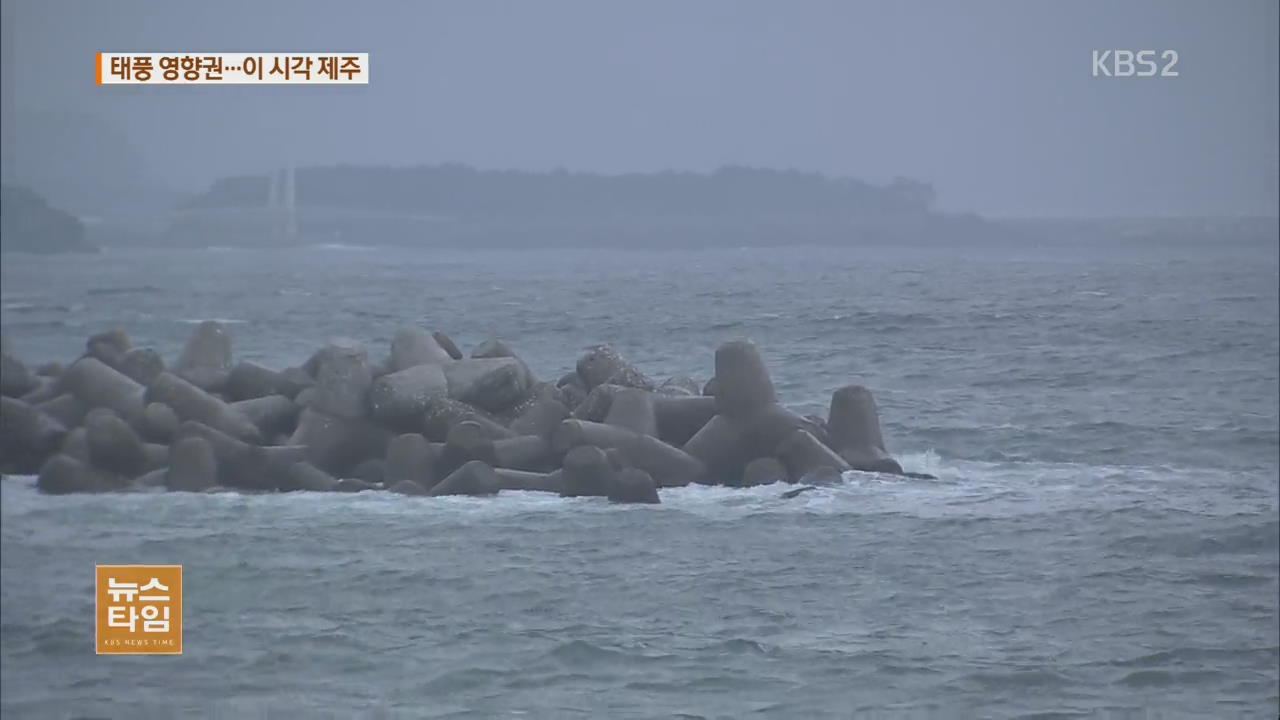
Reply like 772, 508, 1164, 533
188, 164, 939, 220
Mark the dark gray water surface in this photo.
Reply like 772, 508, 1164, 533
2, 242, 1277, 718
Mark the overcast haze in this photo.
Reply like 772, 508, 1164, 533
2, 0, 1277, 218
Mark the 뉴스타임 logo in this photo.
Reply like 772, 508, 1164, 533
95, 565, 183, 655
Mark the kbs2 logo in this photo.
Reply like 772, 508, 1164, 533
95, 565, 183, 655
1092, 50, 1179, 77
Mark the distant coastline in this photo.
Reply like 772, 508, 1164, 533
998, 215, 1280, 245
164, 164, 1012, 248
6, 163, 1276, 252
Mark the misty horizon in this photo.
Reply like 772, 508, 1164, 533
2, 0, 1277, 221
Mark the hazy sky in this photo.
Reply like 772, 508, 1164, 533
2, 0, 1277, 217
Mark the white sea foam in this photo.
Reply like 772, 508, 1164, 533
308, 243, 373, 251
178, 317, 249, 324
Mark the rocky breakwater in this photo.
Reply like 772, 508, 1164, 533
0, 324, 929, 503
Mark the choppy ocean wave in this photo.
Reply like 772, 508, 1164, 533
1, 450, 1275, 717
308, 242, 375, 251
1, 301, 86, 314
178, 317, 250, 325
86, 285, 164, 296
1, 243, 1276, 717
